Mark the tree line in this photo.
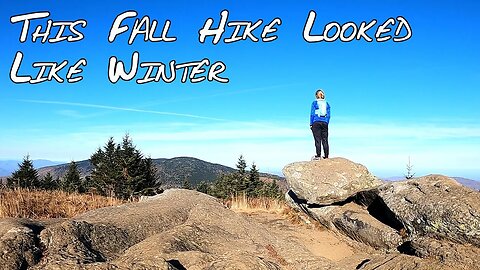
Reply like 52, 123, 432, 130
193, 155, 283, 199
4, 134, 160, 200
3, 135, 283, 200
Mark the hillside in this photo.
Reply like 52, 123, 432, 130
454, 177, 480, 191
383, 176, 480, 191
0, 159, 61, 177
37, 157, 284, 188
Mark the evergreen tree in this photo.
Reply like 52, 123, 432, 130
7, 155, 40, 189
211, 173, 238, 199
231, 155, 248, 192
236, 155, 248, 178
182, 177, 192, 189
41, 172, 59, 190
208, 156, 284, 200
90, 137, 123, 197
82, 176, 101, 194
210, 157, 266, 199
263, 180, 282, 199
89, 135, 160, 199
246, 163, 262, 197
116, 134, 145, 198
405, 156, 415, 179
62, 161, 83, 193
196, 181, 210, 194
134, 157, 160, 196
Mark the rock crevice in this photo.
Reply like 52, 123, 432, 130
283, 158, 480, 269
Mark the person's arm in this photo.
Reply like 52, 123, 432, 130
326, 102, 331, 123
310, 102, 315, 126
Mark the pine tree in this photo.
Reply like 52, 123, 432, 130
405, 156, 415, 180
207, 156, 284, 200
62, 161, 83, 193
196, 181, 210, 194
134, 157, 160, 196
264, 180, 282, 199
210, 157, 270, 199
246, 163, 262, 197
41, 172, 59, 190
90, 135, 160, 199
90, 137, 123, 197
211, 173, 238, 199
232, 155, 248, 192
236, 155, 247, 177
116, 134, 145, 198
83, 176, 99, 194
7, 155, 40, 189
182, 177, 192, 190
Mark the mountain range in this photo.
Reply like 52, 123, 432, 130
34, 157, 284, 188
0, 159, 61, 176
453, 177, 480, 191
382, 176, 480, 191
1, 158, 478, 191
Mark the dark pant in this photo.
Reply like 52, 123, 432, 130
311, 121, 329, 158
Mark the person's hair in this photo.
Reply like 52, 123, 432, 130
315, 89, 325, 99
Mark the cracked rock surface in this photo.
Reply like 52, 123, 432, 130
2, 189, 338, 269
283, 158, 382, 205
284, 158, 480, 270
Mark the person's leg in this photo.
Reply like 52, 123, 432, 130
311, 122, 322, 157
320, 122, 329, 158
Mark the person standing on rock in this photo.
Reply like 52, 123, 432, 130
310, 89, 330, 160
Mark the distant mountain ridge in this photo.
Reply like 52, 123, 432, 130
0, 159, 62, 177
453, 177, 480, 191
383, 176, 480, 191
36, 157, 284, 188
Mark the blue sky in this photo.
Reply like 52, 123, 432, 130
1, 0, 479, 179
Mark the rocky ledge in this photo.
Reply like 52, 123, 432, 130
0, 189, 335, 270
284, 157, 480, 269
1, 157, 479, 269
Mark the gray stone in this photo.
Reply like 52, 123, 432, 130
31, 189, 335, 269
283, 158, 382, 205
0, 219, 45, 269
378, 174, 480, 247
285, 190, 402, 250
410, 237, 479, 267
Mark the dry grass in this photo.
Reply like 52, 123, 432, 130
227, 193, 287, 214
0, 188, 125, 219
227, 193, 323, 229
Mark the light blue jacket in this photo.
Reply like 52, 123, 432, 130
310, 99, 331, 125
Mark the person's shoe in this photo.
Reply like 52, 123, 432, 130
312, 156, 322, 161
323, 156, 328, 159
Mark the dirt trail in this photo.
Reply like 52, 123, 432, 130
235, 210, 366, 262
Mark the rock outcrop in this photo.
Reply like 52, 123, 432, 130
378, 174, 480, 246
2, 189, 339, 270
285, 190, 403, 251
2, 157, 479, 270
0, 219, 44, 269
284, 159, 480, 270
283, 157, 382, 205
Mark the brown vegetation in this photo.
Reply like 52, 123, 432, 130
228, 193, 286, 212
228, 193, 321, 228
0, 188, 124, 219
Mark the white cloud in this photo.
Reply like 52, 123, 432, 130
19, 99, 230, 122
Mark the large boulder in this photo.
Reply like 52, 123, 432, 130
285, 190, 403, 251
283, 158, 382, 205
377, 174, 480, 247
31, 189, 336, 270
0, 219, 44, 269
284, 161, 480, 269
